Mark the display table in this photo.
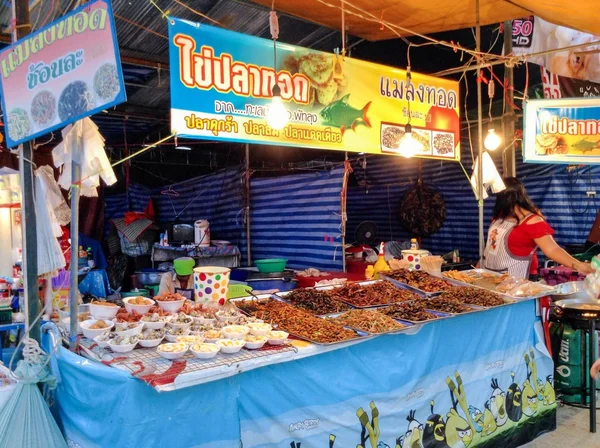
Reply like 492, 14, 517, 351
151, 244, 241, 268
49, 299, 556, 448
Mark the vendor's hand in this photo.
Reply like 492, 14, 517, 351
592, 358, 600, 379
575, 261, 594, 275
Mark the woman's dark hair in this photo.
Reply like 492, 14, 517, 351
493, 177, 542, 222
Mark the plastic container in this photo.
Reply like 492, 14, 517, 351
255, 259, 287, 273
227, 283, 253, 299
121, 289, 150, 298
0, 307, 11, 324
193, 266, 230, 304
245, 279, 296, 292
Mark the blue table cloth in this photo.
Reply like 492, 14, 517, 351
49, 300, 556, 448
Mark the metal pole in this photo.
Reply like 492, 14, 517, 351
15, 0, 40, 342
341, 152, 348, 273
245, 143, 252, 266
476, 0, 485, 261
503, 20, 516, 177
69, 131, 81, 348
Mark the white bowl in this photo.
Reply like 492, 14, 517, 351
244, 337, 267, 350
222, 325, 249, 340
107, 340, 137, 353
89, 302, 120, 320
157, 343, 188, 360
165, 328, 190, 342
123, 297, 155, 315
216, 339, 245, 354
175, 335, 205, 346
167, 318, 193, 332
93, 334, 111, 348
142, 319, 169, 330
155, 299, 185, 313
190, 343, 220, 359
267, 331, 289, 345
114, 322, 144, 338
192, 316, 216, 325
216, 313, 239, 323
80, 319, 114, 340
203, 333, 222, 343
138, 337, 164, 348
247, 323, 272, 337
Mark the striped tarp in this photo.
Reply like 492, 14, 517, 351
347, 151, 600, 261
240, 167, 345, 271
105, 166, 345, 270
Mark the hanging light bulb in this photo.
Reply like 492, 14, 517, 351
267, 84, 288, 130
484, 128, 502, 151
398, 123, 422, 158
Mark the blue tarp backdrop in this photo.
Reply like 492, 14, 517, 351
51, 300, 555, 447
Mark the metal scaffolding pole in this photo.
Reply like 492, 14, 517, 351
503, 20, 517, 177
476, 0, 485, 261
245, 143, 252, 266
14, 0, 40, 342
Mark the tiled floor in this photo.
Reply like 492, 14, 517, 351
521, 404, 600, 447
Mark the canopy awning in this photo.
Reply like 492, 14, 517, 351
253, 1, 600, 41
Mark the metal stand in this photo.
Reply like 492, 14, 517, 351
590, 318, 597, 433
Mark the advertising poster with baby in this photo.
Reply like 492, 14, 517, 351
168, 19, 461, 161
0, 0, 126, 148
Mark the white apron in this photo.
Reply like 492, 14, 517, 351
483, 218, 535, 279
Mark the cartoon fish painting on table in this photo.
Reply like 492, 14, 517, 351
488, 378, 508, 427
319, 93, 372, 135
571, 137, 600, 152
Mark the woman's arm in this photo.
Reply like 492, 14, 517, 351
592, 358, 600, 379
534, 235, 594, 274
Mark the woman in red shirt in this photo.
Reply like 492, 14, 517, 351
483, 177, 593, 279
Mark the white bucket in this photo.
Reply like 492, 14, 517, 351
401, 249, 431, 270
193, 266, 230, 304
194, 220, 210, 247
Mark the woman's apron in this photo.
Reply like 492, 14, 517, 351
174, 277, 194, 300
482, 217, 536, 279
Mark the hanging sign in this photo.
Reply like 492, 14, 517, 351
0, 0, 126, 148
168, 19, 460, 161
540, 66, 600, 99
524, 97, 600, 164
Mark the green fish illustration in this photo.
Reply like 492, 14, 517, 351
571, 137, 600, 152
319, 93, 371, 135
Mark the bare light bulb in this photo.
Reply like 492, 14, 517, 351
484, 128, 502, 151
398, 124, 422, 158
267, 85, 288, 130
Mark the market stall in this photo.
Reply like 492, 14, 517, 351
48, 277, 556, 447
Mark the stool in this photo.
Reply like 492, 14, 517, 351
550, 313, 599, 433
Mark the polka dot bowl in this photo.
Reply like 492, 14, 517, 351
193, 266, 231, 305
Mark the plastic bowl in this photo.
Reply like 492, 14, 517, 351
247, 323, 272, 337
192, 316, 216, 325
89, 302, 120, 320
157, 343, 188, 360
255, 258, 287, 273
167, 318, 193, 332
155, 299, 185, 313
222, 325, 249, 340
190, 343, 220, 359
138, 337, 164, 348
107, 340, 137, 353
123, 297, 155, 315
93, 334, 111, 348
114, 323, 144, 338
175, 335, 205, 346
216, 339, 245, 354
80, 319, 114, 340
165, 328, 190, 342
244, 336, 267, 350
267, 330, 289, 345
141, 317, 171, 330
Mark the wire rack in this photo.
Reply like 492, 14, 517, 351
78, 338, 297, 387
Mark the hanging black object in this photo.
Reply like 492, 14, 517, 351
397, 181, 446, 237
354, 221, 378, 246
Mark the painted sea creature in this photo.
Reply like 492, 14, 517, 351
319, 93, 372, 134
571, 137, 600, 152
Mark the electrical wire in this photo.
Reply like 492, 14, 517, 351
172, 0, 228, 28
114, 14, 168, 40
